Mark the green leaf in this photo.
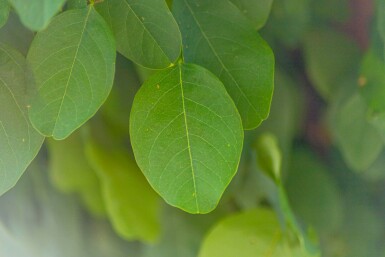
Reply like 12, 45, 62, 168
199, 208, 319, 257
254, 132, 282, 182
7, 0, 66, 31
47, 131, 106, 217
0, 0, 9, 28
173, 0, 274, 129
27, 6, 116, 140
0, 44, 44, 196
360, 49, 385, 114
130, 63, 244, 214
96, 0, 182, 69
230, 0, 273, 30
86, 141, 160, 242
303, 29, 360, 99
66, 0, 87, 10
333, 93, 383, 171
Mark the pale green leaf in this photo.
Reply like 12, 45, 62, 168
47, 131, 106, 217
0, 0, 9, 28
254, 132, 282, 182
86, 141, 160, 242
96, 0, 181, 69
0, 44, 44, 196
230, 0, 273, 30
303, 29, 360, 99
173, 0, 274, 129
27, 6, 116, 140
130, 63, 244, 214
199, 208, 319, 257
333, 93, 383, 171
66, 0, 87, 10
7, 0, 66, 31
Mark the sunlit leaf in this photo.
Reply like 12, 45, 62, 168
7, 0, 66, 31
173, 0, 274, 129
0, 44, 44, 196
96, 0, 181, 69
199, 208, 319, 257
27, 6, 116, 140
130, 63, 243, 214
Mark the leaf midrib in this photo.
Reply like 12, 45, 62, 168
178, 64, 199, 213
182, 0, 259, 117
52, 7, 92, 136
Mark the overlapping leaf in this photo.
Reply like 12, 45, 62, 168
173, 0, 274, 129
0, 0, 9, 28
27, 6, 116, 140
230, 0, 273, 30
0, 44, 44, 196
7, 0, 66, 31
96, 0, 181, 69
130, 63, 243, 214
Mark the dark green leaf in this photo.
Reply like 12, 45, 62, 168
96, 0, 182, 69
230, 0, 273, 30
130, 63, 244, 214
173, 0, 274, 129
0, 44, 44, 196
7, 0, 66, 31
47, 131, 106, 217
0, 0, 9, 28
86, 141, 161, 242
199, 208, 319, 257
27, 6, 116, 140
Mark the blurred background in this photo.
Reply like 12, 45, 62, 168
1, 0, 385, 256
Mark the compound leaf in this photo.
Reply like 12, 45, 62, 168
0, 44, 44, 196
173, 0, 274, 129
27, 6, 116, 140
96, 0, 181, 69
130, 63, 243, 214
7, 0, 66, 31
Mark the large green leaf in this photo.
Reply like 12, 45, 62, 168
0, 0, 9, 28
173, 0, 274, 129
7, 0, 66, 31
96, 0, 181, 69
47, 131, 105, 217
229, 0, 273, 30
86, 141, 160, 242
0, 44, 44, 196
130, 63, 244, 214
27, 6, 116, 140
199, 208, 318, 257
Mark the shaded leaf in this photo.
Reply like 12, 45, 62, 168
0, 44, 44, 196
173, 0, 274, 129
0, 0, 9, 28
86, 141, 160, 242
27, 6, 116, 140
47, 131, 105, 217
96, 0, 181, 69
130, 63, 243, 214
7, 0, 66, 31
230, 0, 273, 30
303, 29, 360, 99
66, 0, 87, 10
199, 208, 319, 257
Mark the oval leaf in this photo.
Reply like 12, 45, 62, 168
96, 0, 182, 69
27, 6, 116, 140
130, 63, 244, 214
7, 0, 66, 31
0, 44, 44, 196
173, 0, 274, 129
0, 0, 9, 28
86, 141, 160, 243
199, 209, 319, 257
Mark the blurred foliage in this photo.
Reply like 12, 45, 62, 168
1, 0, 385, 257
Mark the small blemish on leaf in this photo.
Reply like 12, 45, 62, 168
358, 76, 367, 87
156, 84, 160, 89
